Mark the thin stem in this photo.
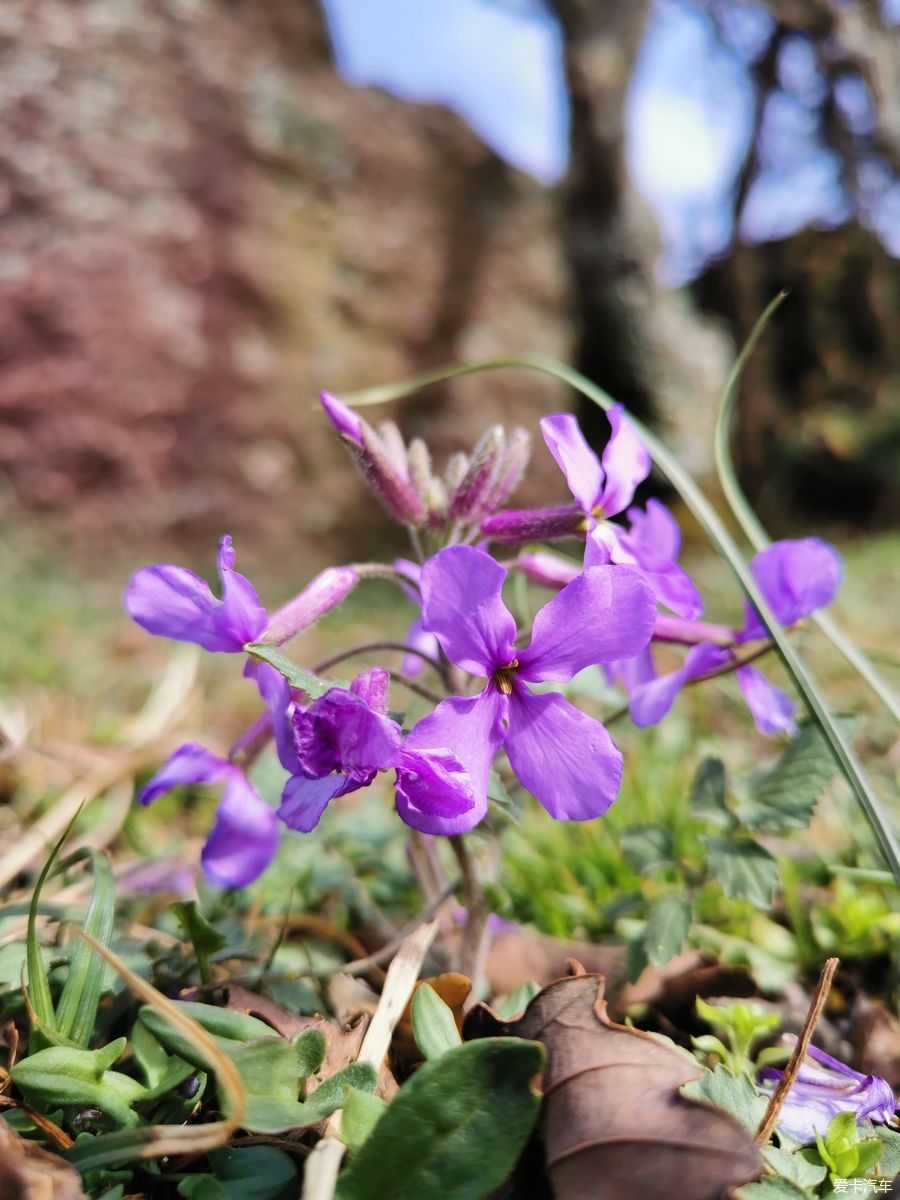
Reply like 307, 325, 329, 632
313, 640, 445, 677
449, 835, 490, 997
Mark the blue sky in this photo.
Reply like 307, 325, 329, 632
321, 0, 897, 282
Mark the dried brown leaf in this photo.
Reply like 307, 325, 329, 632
0, 1119, 86, 1200
502, 973, 763, 1200
486, 929, 628, 997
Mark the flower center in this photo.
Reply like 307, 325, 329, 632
491, 659, 519, 695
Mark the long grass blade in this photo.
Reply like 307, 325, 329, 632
712, 296, 900, 725
341, 355, 900, 884
54, 850, 116, 1046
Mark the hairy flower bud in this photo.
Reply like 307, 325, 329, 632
320, 391, 363, 446
448, 425, 505, 519
407, 437, 433, 501
481, 504, 584, 544
261, 566, 359, 646
479, 427, 531, 517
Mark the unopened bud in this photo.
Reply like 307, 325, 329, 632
320, 391, 363, 447
444, 452, 469, 493
448, 426, 505, 519
479, 427, 530, 517
377, 421, 410, 481
261, 566, 359, 646
481, 504, 584, 544
359, 426, 427, 524
407, 437, 433, 501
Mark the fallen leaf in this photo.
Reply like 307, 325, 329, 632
496, 973, 763, 1199
0, 1118, 86, 1199
486, 930, 628, 998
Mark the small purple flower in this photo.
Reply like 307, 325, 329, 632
278, 668, 475, 834
625, 537, 843, 735
484, 413, 703, 620
759, 1038, 896, 1142
394, 558, 441, 678
124, 535, 267, 653
137, 744, 279, 888
394, 545, 657, 834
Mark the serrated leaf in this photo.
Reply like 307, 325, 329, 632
681, 1066, 768, 1133
55, 851, 116, 1047
341, 1087, 386, 1155
690, 757, 733, 827
245, 644, 343, 700
763, 1145, 826, 1189
643, 894, 692, 967
335, 1039, 542, 1200
738, 722, 843, 834
705, 837, 779, 908
411, 984, 462, 1061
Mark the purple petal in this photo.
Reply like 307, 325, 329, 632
137, 743, 229, 806
736, 666, 797, 736
629, 642, 733, 727
517, 565, 656, 683
627, 498, 682, 561
653, 615, 734, 646
124, 537, 266, 653
320, 391, 363, 445
201, 772, 279, 888
606, 645, 657, 695
396, 689, 507, 835
350, 667, 390, 715
481, 504, 585, 544
216, 536, 268, 647
614, 529, 704, 619
261, 566, 359, 646
395, 747, 476, 819
597, 405, 651, 517
420, 546, 516, 675
293, 688, 401, 781
583, 523, 614, 567
278, 773, 348, 833
743, 538, 843, 640
514, 551, 579, 590
244, 659, 298, 773
504, 686, 622, 820
540, 413, 603, 514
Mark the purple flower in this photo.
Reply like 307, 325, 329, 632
261, 566, 359, 647
394, 545, 656, 834
625, 538, 843, 735
124, 535, 267, 653
484, 413, 703, 620
137, 744, 279, 888
394, 558, 441, 678
278, 668, 475, 834
759, 1039, 896, 1142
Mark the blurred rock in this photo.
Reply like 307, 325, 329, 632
0, 0, 569, 562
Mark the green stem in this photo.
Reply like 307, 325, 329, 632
343, 355, 900, 884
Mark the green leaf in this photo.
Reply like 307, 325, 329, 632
763, 1145, 826, 1189
620, 826, 674, 872
230, 1046, 377, 1135
26, 817, 84, 1043
171, 901, 227, 986
55, 850, 116, 1047
244, 644, 342, 700
690, 757, 733, 827
11, 1041, 146, 1128
735, 1177, 813, 1199
206, 1146, 298, 1199
738, 723, 842, 834
335, 1037, 543, 1200
875, 1125, 900, 1177
137, 1002, 276, 1068
411, 984, 462, 1061
341, 1087, 387, 1155
705, 837, 779, 908
681, 1066, 768, 1134
643, 894, 692, 967
493, 981, 541, 1021
131, 1019, 173, 1089
294, 1028, 327, 1082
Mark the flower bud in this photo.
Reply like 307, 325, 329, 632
514, 551, 579, 589
480, 427, 530, 516
320, 391, 363, 446
481, 503, 584, 544
448, 425, 505, 519
261, 566, 359, 646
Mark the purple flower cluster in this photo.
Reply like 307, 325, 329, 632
124, 393, 843, 888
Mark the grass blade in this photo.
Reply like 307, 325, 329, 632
54, 850, 116, 1046
341, 355, 900, 885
